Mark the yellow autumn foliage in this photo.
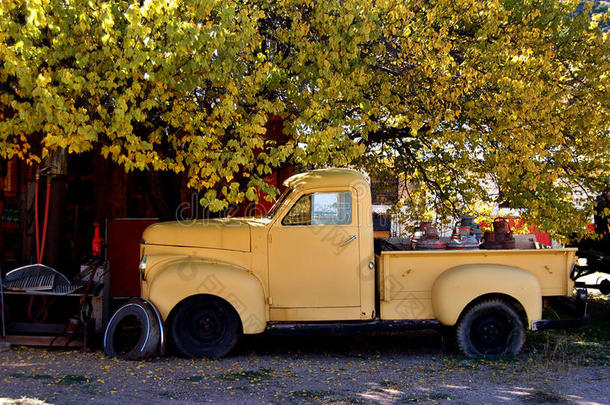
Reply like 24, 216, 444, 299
0, 0, 608, 236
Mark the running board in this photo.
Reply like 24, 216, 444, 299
265, 319, 440, 336
532, 315, 590, 331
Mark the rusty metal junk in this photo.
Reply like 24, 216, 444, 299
412, 216, 517, 251
414, 222, 447, 250
480, 217, 516, 250
457, 215, 482, 241
447, 226, 480, 250
3, 264, 78, 295
447, 215, 481, 250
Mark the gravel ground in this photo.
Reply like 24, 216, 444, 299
0, 331, 609, 405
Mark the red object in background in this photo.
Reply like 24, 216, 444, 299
231, 115, 295, 217
508, 218, 551, 246
107, 218, 158, 297
479, 217, 551, 246
232, 166, 296, 217
92, 222, 104, 257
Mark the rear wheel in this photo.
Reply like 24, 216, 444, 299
171, 295, 241, 358
456, 299, 525, 357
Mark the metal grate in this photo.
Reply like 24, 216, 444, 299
2, 264, 79, 295
44, 284, 79, 295
4, 274, 55, 291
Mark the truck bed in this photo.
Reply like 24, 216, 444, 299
376, 248, 577, 320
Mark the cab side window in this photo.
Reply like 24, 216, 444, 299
282, 192, 351, 226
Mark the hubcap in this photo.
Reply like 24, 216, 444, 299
113, 314, 142, 355
471, 314, 510, 354
189, 308, 225, 344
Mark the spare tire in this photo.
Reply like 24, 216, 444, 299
103, 299, 161, 360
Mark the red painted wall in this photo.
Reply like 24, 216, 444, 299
107, 218, 158, 297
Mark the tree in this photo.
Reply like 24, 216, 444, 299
1, 0, 609, 238
262, 0, 610, 238
348, 0, 610, 238
1, 0, 293, 211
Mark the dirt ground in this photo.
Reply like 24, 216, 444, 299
0, 330, 609, 405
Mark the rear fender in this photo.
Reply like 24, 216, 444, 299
431, 264, 542, 328
147, 259, 267, 334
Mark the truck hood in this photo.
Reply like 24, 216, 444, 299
142, 218, 254, 252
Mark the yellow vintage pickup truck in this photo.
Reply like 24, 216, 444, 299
103, 168, 587, 359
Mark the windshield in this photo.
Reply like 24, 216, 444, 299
266, 188, 292, 219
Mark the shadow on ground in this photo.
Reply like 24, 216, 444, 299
232, 330, 447, 358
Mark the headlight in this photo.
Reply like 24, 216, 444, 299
139, 255, 147, 280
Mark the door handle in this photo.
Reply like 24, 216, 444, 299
339, 235, 357, 247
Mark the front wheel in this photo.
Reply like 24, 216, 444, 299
170, 295, 241, 358
456, 299, 525, 357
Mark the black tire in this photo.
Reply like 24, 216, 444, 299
103, 299, 161, 360
456, 299, 526, 357
171, 295, 241, 359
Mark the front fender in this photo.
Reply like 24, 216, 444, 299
145, 259, 267, 334
431, 264, 542, 328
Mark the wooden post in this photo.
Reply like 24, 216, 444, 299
44, 149, 69, 272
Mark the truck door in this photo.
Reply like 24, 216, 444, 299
268, 189, 362, 321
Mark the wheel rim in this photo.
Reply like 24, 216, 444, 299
188, 307, 227, 345
113, 314, 142, 355
470, 313, 511, 354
